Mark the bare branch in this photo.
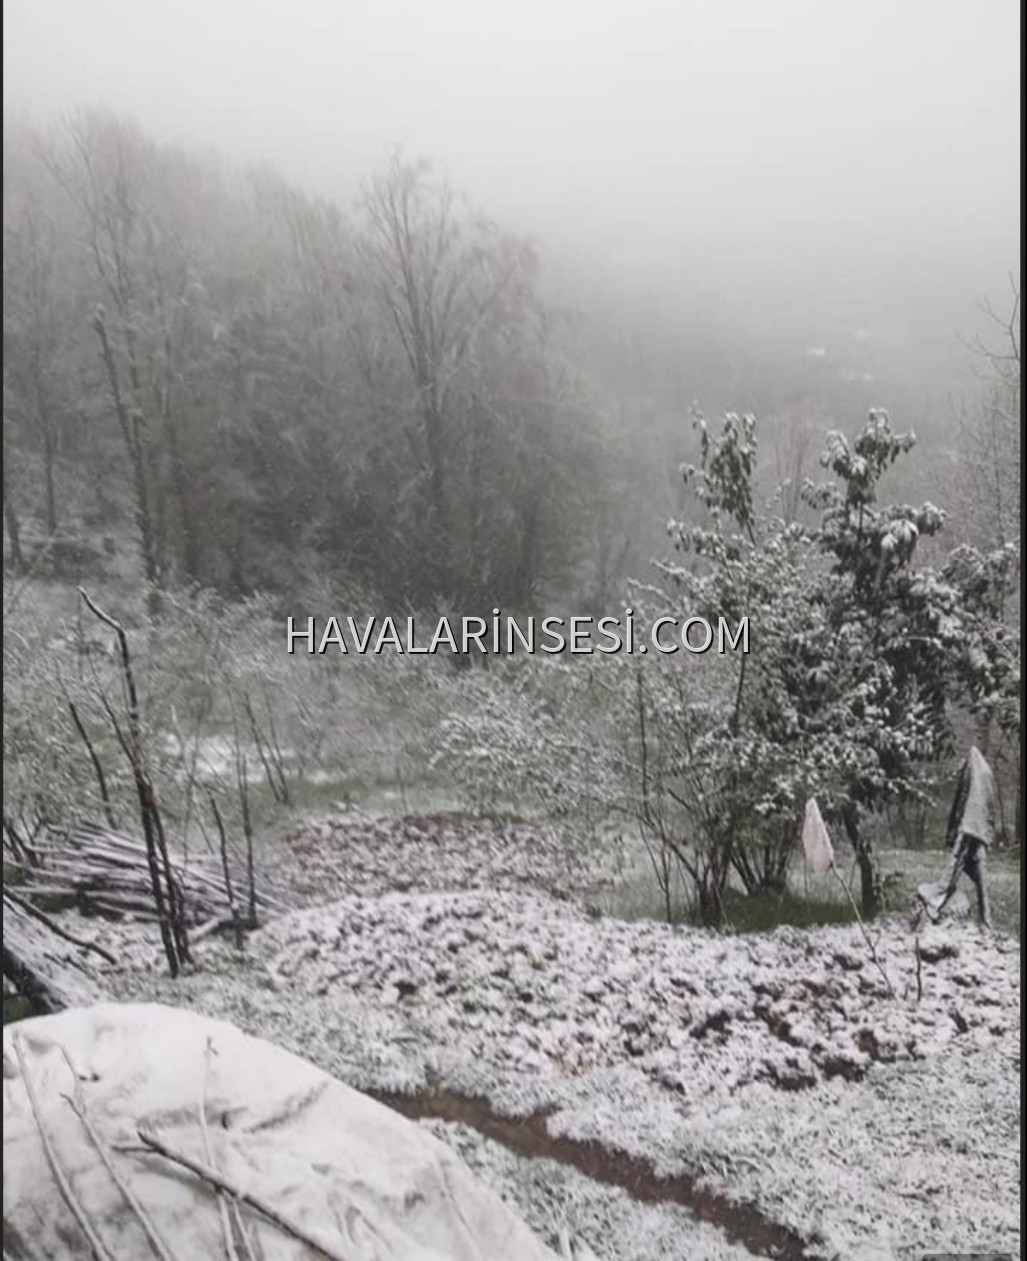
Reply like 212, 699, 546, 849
11, 1033, 117, 1261
134, 1129, 351, 1261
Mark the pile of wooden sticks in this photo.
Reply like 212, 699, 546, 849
5, 822, 284, 927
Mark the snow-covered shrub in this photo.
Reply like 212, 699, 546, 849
2, 587, 100, 850
430, 653, 623, 838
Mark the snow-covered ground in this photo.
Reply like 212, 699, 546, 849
52, 813, 1021, 1261
265, 809, 624, 903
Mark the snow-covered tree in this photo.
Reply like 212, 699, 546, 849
652, 407, 1018, 918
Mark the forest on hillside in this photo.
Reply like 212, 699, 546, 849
4, 109, 1019, 612
3, 111, 1021, 915
1, 9, 1022, 1250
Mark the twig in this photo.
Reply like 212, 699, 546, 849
261, 689, 290, 805
11, 1034, 117, 1261
65, 693, 117, 829
207, 793, 244, 951
134, 1128, 349, 1261
199, 1039, 244, 1261
242, 692, 285, 805
59, 1050, 178, 1261
914, 933, 923, 1003
830, 863, 896, 998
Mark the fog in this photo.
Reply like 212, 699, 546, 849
2, 20, 1023, 1241
3, 0, 1020, 391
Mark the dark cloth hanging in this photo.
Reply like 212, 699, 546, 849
918, 746, 997, 930
945, 745, 998, 851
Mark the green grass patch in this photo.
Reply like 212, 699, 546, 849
721, 888, 859, 934
596, 837, 1022, 938
3, 996, 39, 1026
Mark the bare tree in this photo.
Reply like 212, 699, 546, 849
2, 179, 66, 534
42, 112, 170, 611
2, 412, 26, 571
362, 152, 535, 600
78, 588, 190, 976
957, 278, 1021, 549
954, 278, 1021, 845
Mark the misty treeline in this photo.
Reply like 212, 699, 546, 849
3, 108, 1017, 611
2, 108, 1021, 932
3, 108, 610, 611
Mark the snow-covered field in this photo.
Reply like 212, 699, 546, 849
264, 810, 625, 902
60, 812, 1020, 1261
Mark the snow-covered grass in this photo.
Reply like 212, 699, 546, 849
261, 811, 622, 905
57, 810, 1017, 1261
93, 901, 1019, 1259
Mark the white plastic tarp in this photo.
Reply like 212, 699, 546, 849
3, 1002, 562, 1260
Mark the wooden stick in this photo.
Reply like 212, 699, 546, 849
65, 695, 118, 830
830, 862, 896, 999
199, 1039, 242, 1261
2, 890, 118, 966
59, 1051, 179, 1261
9, 823, 283, 928
207, 794, 244, 951
78, 588, 185, 977
11, 1034, 117, 1261
134, 1129, 350, 1261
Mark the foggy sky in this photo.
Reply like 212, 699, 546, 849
3, 0, 1020, 352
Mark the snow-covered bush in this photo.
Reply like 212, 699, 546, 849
430, 654, 622, 837
642, 407, 1020, 920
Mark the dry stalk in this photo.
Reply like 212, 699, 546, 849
11, 1033, 116, 1261
134, 1129, 350, 1261
59, 1048, 179, 1261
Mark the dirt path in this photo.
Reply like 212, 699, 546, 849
372, 1088, 812, 1260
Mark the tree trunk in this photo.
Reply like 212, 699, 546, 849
2, 460, 26, 572
40, 416, 58, 535
93, 311, 163, 616
842, 802, 883, 917
423, 396, 450, 598
166, 417, 201, 583
697, 883, 723, 928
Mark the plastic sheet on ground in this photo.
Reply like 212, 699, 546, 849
2, 1002, 563, 1260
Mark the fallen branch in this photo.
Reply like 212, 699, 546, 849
199, 1039, 245, 1261
10, 823, 283, 926
3, 897, 107, 1012
11, 1034, 117, 1261
2, 888, 118, 967
134, 1128, 350, 1261
59, 1050, 178, 1261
